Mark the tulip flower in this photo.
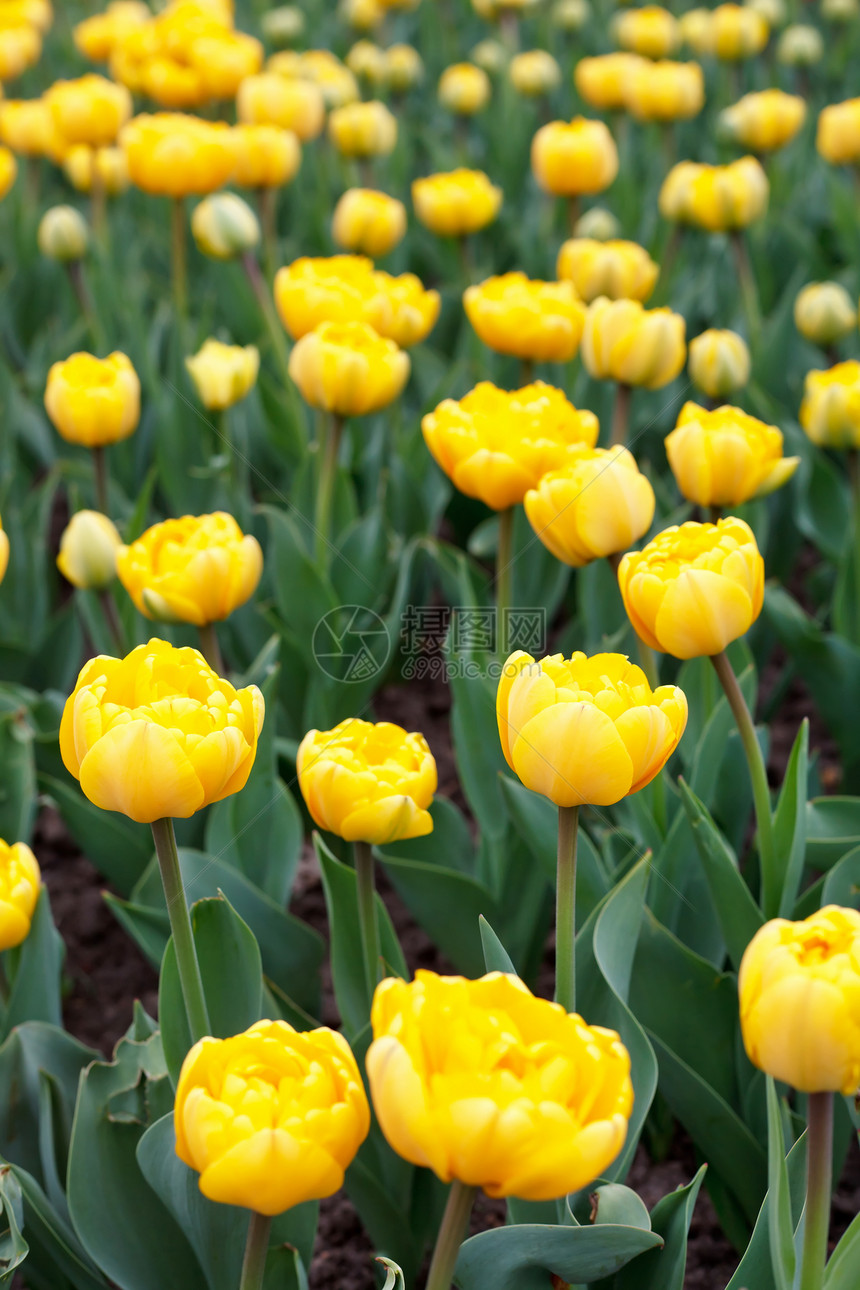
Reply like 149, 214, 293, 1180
687, 328, 750, 399
800, 361, 860, 448
556, 238, 658, 303
623, 59, 704, 123
612, 4, 679, 58
38, 205, 88, 262
185, 340, 260, 411
411, 168, 502, 239
0, 515, 8, 587
0, 23, 40, 82
0, 840, 40, 952
274, 255, 439, 347
531, 117, 618, 229
73, 3, 149, 63
463, 273, 586, 370
46, 73, 132, 149
63, 145, 128, 233
509, 50, 561, 97
237, 72, 325, 141
0, 97, 59, 158
346, 39, 388, 85
332, 188, 407, 258
817, 97, 860, 165
57, 510, 121, 591
719, 89, 805, 153
328, 99, 397, 161
191, 193, 260, 261
437, 62, 490, 115
665, 402, 799, 509
705, 3, 769, 58
777, 22, 823, 65
794, 283, 857, 350
0, 146, 17, 203
659, 156, 769, 232
575, 53, 646, 112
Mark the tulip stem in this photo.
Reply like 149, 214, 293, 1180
150, 817, 211, 1044
198, 621, 225, 676
99, 588, 126, 654
611, 383, 631, 448
171, 198, 188, 334
65, 260, 106, 354
710, 650, 776, 915
555, 804, 579, 1014
496, 507, 514, 659
315, 413, 344, 568
731, 232, 761, 344
239, 1211, 272, 1290
257, 186, 278, 283
354, 839, 380, 1006
567, 195, 579, 237
91, 445, 109, 513
426, 1180, 478, 1290
241, 251, 295, 404
799, 1092, 833, 1290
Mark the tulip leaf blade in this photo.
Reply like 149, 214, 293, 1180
725, 1136, 807, 1290
772, 720, 809, 919
479, 915, 516, 975
0, 1160, 109, 1290
0, 1164, 28, 1283
823, 1209, 860, 1290
614, 1163, 707, 1290
590, 1183, 651, 1231
765, 1077, 796, 1290
1, 886, 64, 1040
454, 1220, 663, 1290
379, 852, 496, 979
39, 773, 153, 898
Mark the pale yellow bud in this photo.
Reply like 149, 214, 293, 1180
57, 511, 122, 590
38, 205, 88, 261
191, 192, 260, 261
794, 282, 857, 346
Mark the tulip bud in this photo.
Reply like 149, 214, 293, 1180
613, 5, 680, 59
412, 168, 502, 237
346, 39, 387, 85
261, 5, 305, 45
574, 206, 620, 241
470, 39, 508, 73
38, 204, 88, 261
57, 510, 122, 590
822, 0, 857, 21
794, 282, 857, 346
557, 238, 659, 303
191, 192, 260, 261
800, 361, 860, 449
552, 0, 591, 29
776, 23, 823, 65
581, 297, 686, 389
332, 187, 407, 258
328, 100, 397, 158
438, 63, 491, 115
745, 0, 785, 27
0, 840, 40, 952
339, 0, 384, 30
385, 45, 423, 91
186, 339, 260, 410
817, 98, 860, 165
509, 51, 561, 97
688, 328, 750, 398
531, 117, 619, 196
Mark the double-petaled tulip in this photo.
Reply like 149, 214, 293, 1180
332, 188, 407, 258
74, 2, 149, 62
412, 168, 501, 237
524, 446, 655, 566
288, 321, 410, 417
438, 62, 490, 114
328, 99, 396, 157
659, 156, 768, 231
665, 402, 798, 507
274, 256, 439, 348
709, 3, 769, 58
464, 273, 586, 362
64, 144, 128, 195
624, 59, 704, 122
237, 73, 325, 142
575, 53, 645, 112
719, 89, 805, 153
368, 970, 634, 1199
116, 513, 263, 626
0, 147, 16, 201
57, 510, 122, 590
800, 362, 860, 448
794, 282, 857, 346
175, 1020, 370, 1213
61, 639, 264, 822
0, 97, 59, 157
46, 73, 132, 149
231, 124, 301, 189
739, 907, 860, 1094
582, 298, 686, 389
498, 650, 687, 807
613, 5, 679, 58
298, 718, 436, 843
816, 97, 860, 165
186, 340, 259, 410
0, 22, 40, 82
618, 517, 764, 658
0, 840, 40, 952
120, 113, 236, 197
557, 238, 658, 303
191, 192, 260, 259
45, 352, 140, 447
422, 381, 598, 510
688, 329, 750, 398
509, 50, 561, 97
531, 117, 619, 196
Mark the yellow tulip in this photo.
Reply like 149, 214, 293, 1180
471, 38, 508, 74
816, 97, 860, 165
0, 514, 8, 585
679, 6, 713, 53
274, 256, 438, 347
557, 238, 658, 303
613, 5, 679, 58
687, 328, 750, 398
63, 144, 128, 195
509, 50, 561, 97
340, 0, 384, 30
368, 971, 633, 1199
38, 205, 88, 261
0, 146, 16, 201
116, 513, 263, 626
74, 1, 148, 62
288, 320, 410, 416
120, 113, 236, 197
46, 74, 132, 148
719, 89, 805, 152
524, 446, 655, 566
175, 1019, 370, 1214
582, 297, 686, 389
45, 352, 140, 448
293, 51, 359, 108
710, 3, 769, 58
422, 381, 599, 511
553, 0, 591, 28
186, 340, 259, 410
575, 53, 646, 112
739, 907, 860, 1094
624, 59, 704, 122
464, 272, 587, 362
384, 43, 423, 91
0, 22, 40, 81
140, 58, 206, 111
371, 272, 440, 348
345, 38, 387, 85
190, 31, 263, 101
57, 510, 122, 590
800, 361, 860, 448
438, 62, 490, 114
0, 840, 40, 952
332, 187, 407, 258
237, 73, 325, 142
665, 402, 799, 507
658, 156, 768, 231
262, 5, 305, 43
411, 168, 502, 237
531, 117, 619, 196
574, 206, 621, 241
794, 282, 857, 346
777, 23, 823, 65
60, 638, 264, 823
328, 99, 396, 157
2, 0, 52, 33
191, 191, 260, 259
0, 97, 59, 157
231, 123, 301, 189
297, 718, 436, 843
617, 517, 764, 658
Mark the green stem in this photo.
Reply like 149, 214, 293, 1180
241, 251, 295, 401
239, 1212, 272, 1290
610, 382, 632, 448
91, 445, 108, 513
150, 817, 210, 1043
171, 197, 187, 333
710, 650, 776, 915
99, 588, 126, 653
425, 1180, 478, 1290
257, 186, 278, 284
555, 804, 579, 1014
732, 231, 761, 344
567, 194, 579, 237
315, 412, 344, 568
496, 506, 514, 659
519, 359, 534, 386
799, 1092, 833, 1290
66, 260, 106, 353
354, 839, 380, 1006
198, 621, 225, 675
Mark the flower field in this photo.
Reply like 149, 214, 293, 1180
1, 0, 860, 1287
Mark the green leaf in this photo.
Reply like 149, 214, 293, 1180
2, 887, 64, 1037
102, 895, 170, 968
40, 774, 152, 897
158, 895, 264, 1087
381, 796, 475, 875
377, 1257, 406, 1290
3, 1163, 108, 1290
454, 1222, 663, 1290
765, 1078, 795, 1290
824, 1209, 860, 1290
822, 844, 860, 907
590, 1184, 651, 1231
0, 1164, 28, 1285
262, 1244, 309, 1290
0, 701, 36, 845
805, 798, 860, 872
479, 915, 516, 974
726, 1136, 807, 1290
614, 1165, 707, 1290
380, 851, 496, 978
449, 666, 509, 848
772, 721, 809, 918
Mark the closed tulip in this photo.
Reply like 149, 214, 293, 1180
438, 62, 490, 114
61, 638, 264, 822
739, 907, 860, 1094
0, 147, 16, 201
328, 99, 396, 157
294, 51, 360, 109
262, 5, 305, 43
120, 113, 236, 197
0, 840, 40, 952
411, 168, 501, 237
237, 73, 325, 142
613, 5, 679, 58
531, 117, 619, 196
191, 31, 263, 101
471, 38, 508, 74
665, 402, 798, 506
332, 188, 407, 258
800, 361, 860, 448
553, 0, 590, 27
231, 124, 301, 189
720, 89, 805, 153
509, 50, 561, 97
186, 340, 259, 410
575, 206, 621, 241
710, 3, 769, 58
524, 446, 655, 566
618, 517, 764, 658
117, 513, 263, 626
817, 98, 860, 165
794, 282, 857, 346
371, 272, 440, 347
57, 510, 122, 590
191, 191, 260, 260
345, 38, 387, 85
0, 23, 40, 82
557, 238, 658, 303
175, 1020, 370, 1213
288, 320, 410, 416
688, 328, 750, 398
385, 43, 423, 91
679, 6, 713, 52
340, 0, 384, 30
298, 718, 436, 843
464, 273, 586, 363
46, 74, 132, 148
140, 58, 206, 112
624, 59, 704, 122
422, 381, 599, 510
64, 144, 128, 195
0, 97, 59, 156
582, 297, 686, 389
38, 205, 88, 260
575, 53, 646, 112
659, 156, 768, 231
368, 970, 633, 1199
498, 650, 687, 806
45, 352, 140, 447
